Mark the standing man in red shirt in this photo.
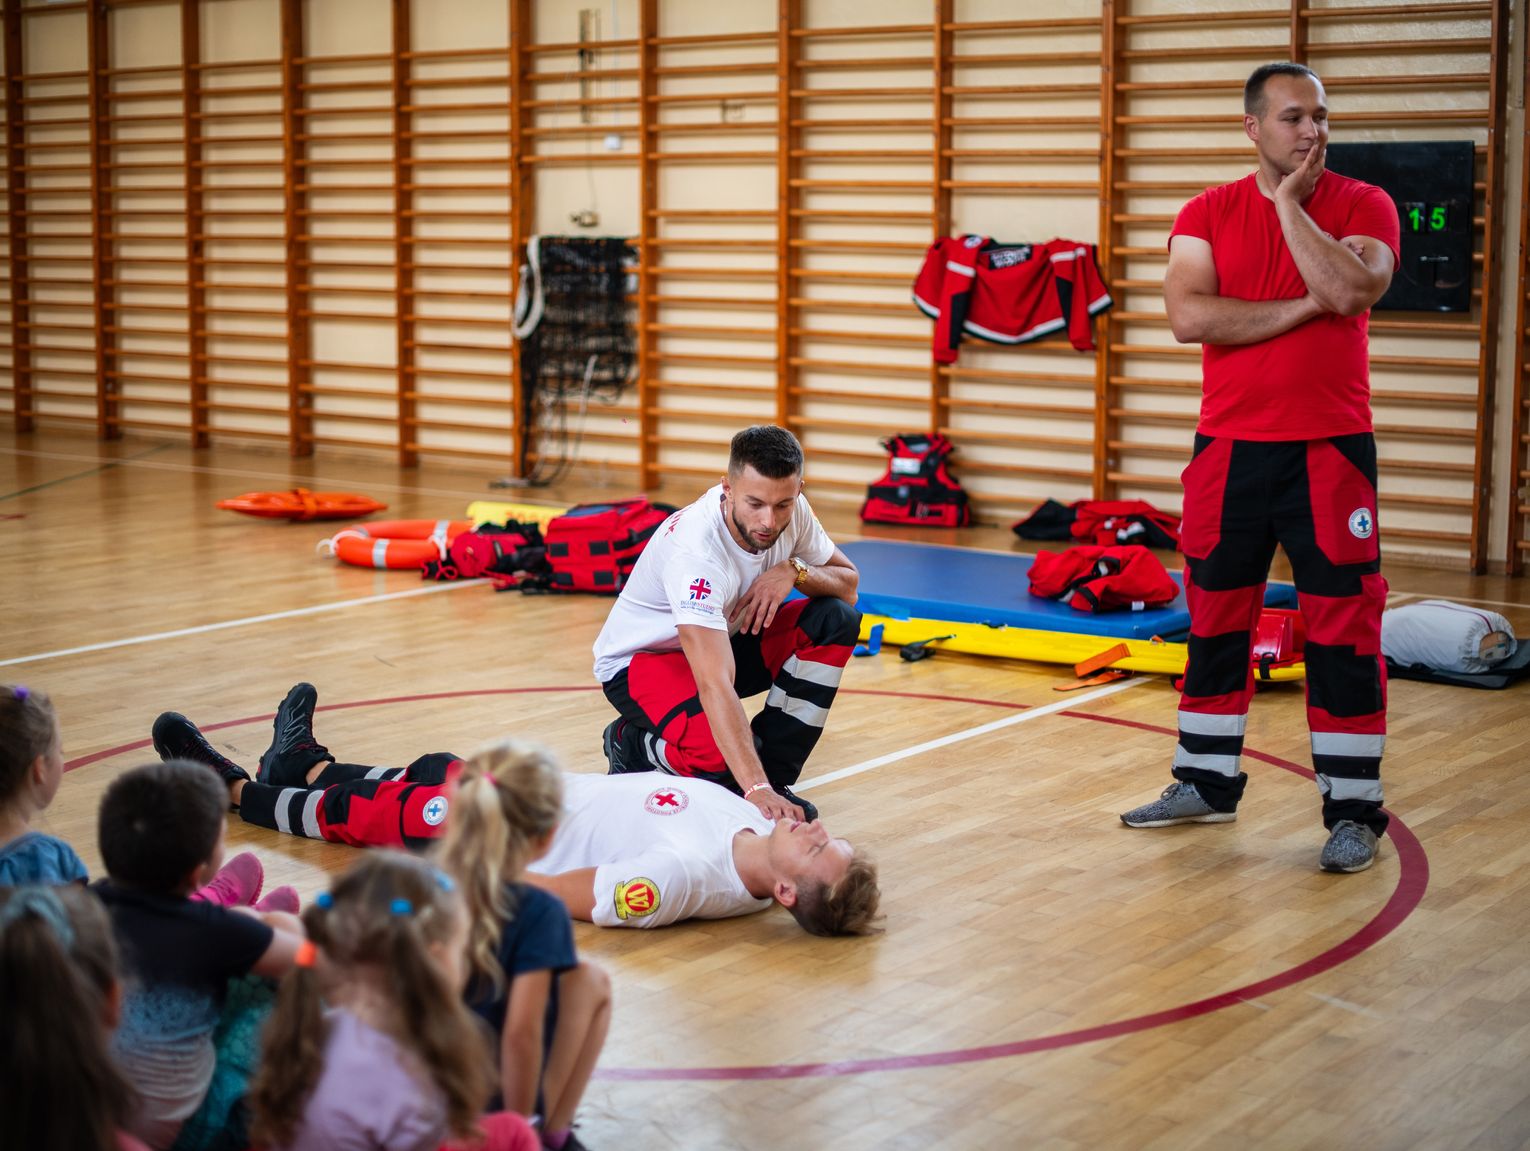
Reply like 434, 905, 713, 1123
1119, 63, 1399, 872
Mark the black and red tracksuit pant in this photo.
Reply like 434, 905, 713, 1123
601, 596, 860, 792
237, 753, 458, 849
1174, 433, 1388, 834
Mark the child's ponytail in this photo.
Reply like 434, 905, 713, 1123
247, 907, 331, 1147
435, 739, 563, 996
0, 885, 135, 1151
386, 902, 493, 1139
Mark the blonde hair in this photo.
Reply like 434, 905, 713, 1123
433, 738, 563, 997
786, 849, 882, 937
248, 853, 491, 1148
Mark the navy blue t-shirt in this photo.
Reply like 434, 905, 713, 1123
468, 883, 577, 1109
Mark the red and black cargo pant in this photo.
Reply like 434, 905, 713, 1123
601, 596, 860, 792
1174, 433, 1388, 834
236, 753, 459, 850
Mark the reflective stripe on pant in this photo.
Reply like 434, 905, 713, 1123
601, 595, 860, 790
1174, 434, 1388, 833
237, 752, 459, 849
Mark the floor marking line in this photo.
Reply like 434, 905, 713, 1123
794, 676, 1147, 792
1307, 992, 1385, 1018
1, 580, 481, 667
0, 442, 172, 502
0, 443, 549, 506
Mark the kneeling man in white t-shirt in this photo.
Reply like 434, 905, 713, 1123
591, 426, 861, 824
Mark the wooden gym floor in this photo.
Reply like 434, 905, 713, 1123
4, 428, 1529, 1151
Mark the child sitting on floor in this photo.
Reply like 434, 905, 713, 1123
0, 684, 294, 911
0, 883, 148, 1151
437, 739, 611, 1151
94, 760, 306, 1151
248, 851, 537, 1151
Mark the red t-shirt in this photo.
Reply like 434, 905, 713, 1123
1169, 171, 1400, 440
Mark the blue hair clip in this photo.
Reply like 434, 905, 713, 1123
434, 870, 455, 893
390, 898, 413, 916
12, 686, 28, 702
314, 891, 333, 910
0, 887, 74, 950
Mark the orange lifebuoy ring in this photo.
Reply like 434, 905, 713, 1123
218, 488, 388, 521
321, 519, 472, 570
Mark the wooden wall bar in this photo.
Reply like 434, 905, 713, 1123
1100, 0, 1508, 570
0, 0, 1523, 572
1510, 20, 1530, 575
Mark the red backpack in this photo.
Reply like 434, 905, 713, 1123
510, 499, 676, 594
860, 433, 971, 528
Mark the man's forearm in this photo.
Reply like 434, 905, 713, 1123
697, 678, 769, 790
1169, 291, 1321, 346
1276, 199, 1382, 316
795, 561, 857, 605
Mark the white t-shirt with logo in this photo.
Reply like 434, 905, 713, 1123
591, 483, 836, 683
527, 772, 774, 928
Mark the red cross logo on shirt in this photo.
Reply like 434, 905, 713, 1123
645, 786, 690, 815
689, 578, 712, 600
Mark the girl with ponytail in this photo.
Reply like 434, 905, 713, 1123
247, 852, 535, 1151
0, 884, 144, 1151
436, 740, 611, 1151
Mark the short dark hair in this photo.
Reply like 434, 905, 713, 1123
728, 425, 804, 481
1244, 62, 1320, 117
98, 760, 227, 893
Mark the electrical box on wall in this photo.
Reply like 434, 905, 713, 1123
1324, 141, 1474, 313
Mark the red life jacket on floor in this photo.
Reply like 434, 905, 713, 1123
1028, 544, 1178, 613
1013, 498, 1182, 551
509, 498, 676, 593
860, 433, 972, 528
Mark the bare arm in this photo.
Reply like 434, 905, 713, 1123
729, 545, 859, 636
499, 969, 552, 1116
1164, 234, 1322, 346
676, 622, 803, 822
797, 545, 858, 605
240, 909, 305, 978
1274, 145, 1396, 317
524, 868, 598, 921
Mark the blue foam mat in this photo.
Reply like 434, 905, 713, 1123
842, 539, 1297, 640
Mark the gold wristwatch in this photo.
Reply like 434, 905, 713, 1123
789, 556, 810, 587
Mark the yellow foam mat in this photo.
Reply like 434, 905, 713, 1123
465, 500, 569, 529
858, 613, 1306, 682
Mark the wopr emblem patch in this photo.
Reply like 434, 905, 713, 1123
614, 877, 661, 920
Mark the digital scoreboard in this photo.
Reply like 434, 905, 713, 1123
1324, 141, 1474, 313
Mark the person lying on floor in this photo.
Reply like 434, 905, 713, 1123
151, 683, 881, 937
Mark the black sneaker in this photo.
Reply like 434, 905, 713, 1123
152, 712, 250, 808
257, 683, 332, 787
776, 784, 818, 823
602, 719, 637, 776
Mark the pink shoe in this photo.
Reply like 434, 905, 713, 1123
253, 885, 300, 914
192, 851, 264, 907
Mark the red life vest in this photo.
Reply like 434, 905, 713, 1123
510, 499, 675, 593
860, 433, 971, 528
1028, 544, 1178, 613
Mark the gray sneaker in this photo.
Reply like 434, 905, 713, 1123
1320, 820, 1380, 873
1120, 782, 1236, 828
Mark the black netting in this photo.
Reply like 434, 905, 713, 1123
513, 236, 636, 485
